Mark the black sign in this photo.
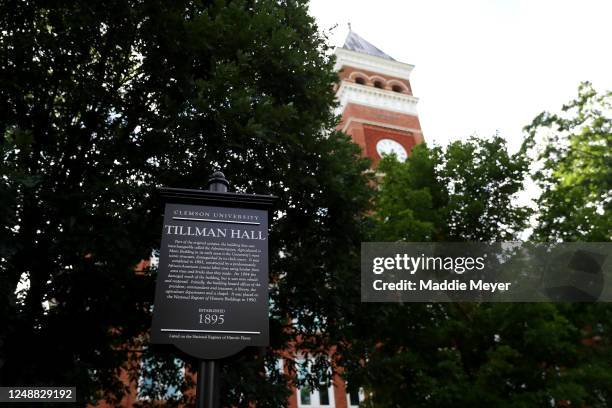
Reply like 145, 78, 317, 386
151, 187, 275, 359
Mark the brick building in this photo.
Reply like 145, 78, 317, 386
288, 30, 424, 408
335, 31, 423, 166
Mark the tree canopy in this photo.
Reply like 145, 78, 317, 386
371, 136, 531, 243
2, 0, 611, 406
0, 0, 372, 405
339, 98, 612, 407
523, 82, 611, 242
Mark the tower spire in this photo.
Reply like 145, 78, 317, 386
342, 30, 395, 61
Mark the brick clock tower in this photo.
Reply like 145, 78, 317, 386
335, 31, 424, 166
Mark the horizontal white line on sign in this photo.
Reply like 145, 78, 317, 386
172, 217, 260, 225
161, 329, 261, 334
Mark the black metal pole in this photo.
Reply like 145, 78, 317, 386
195, 172, 227, 408
196, 359, 220, 408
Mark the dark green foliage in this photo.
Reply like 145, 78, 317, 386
2, 1, 610, 406
0, 0, 372, 405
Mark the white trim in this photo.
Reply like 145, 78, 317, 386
341, 117, 422, 134
296, 355, 336, 408
334, 47, 414, 79
335, 82, 419, 117
346, 386, 366, 408
297, 384, 336, 408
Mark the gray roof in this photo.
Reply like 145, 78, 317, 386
341, 31, 395, 61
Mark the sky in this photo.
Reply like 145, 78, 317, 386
308, 0, 612, 152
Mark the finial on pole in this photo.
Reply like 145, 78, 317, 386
207, 171, 229, 193
348, 21, 352, 31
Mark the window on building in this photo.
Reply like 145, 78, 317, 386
373, 80, 384, 89
296, 356, 335, 408
300, 385, 312, 405
391, 84, 403, 93
346, 384, 365, 407
298, 384, 334, 407
355, 77, 365, 85
318, 384, 330, 405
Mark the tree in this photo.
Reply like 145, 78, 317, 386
523, 81, 611, 242
371, 136, 531, 242
0, 1, 372, 405
337, 136, 609, 407
338, 136, 533, 406
338, 85, 612, 406
523, 82, 612, 407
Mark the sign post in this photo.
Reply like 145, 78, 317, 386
151, 172, 275, 407
196, 360, 219, 408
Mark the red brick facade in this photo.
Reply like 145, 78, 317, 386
338, 102, 423, 166
336, 66, 413, 95
335, 56, 423, 166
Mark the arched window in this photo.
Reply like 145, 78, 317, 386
392, 84, 403, 93
373, 80, 384, 89
354, 77, 365, 85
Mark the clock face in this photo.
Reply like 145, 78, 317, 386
376, 138, 408, 162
